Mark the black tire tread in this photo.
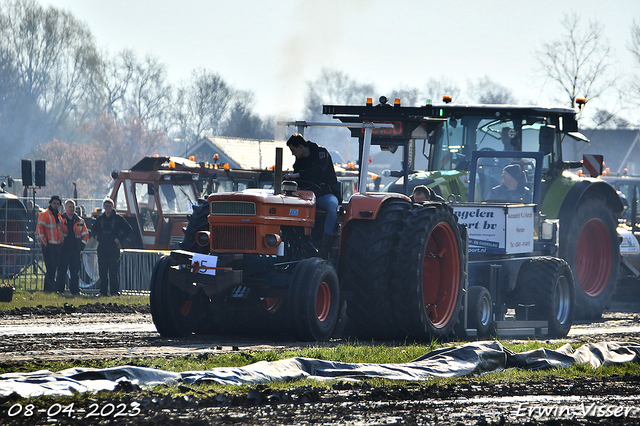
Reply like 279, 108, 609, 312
339, 199, 410, 337
558, 197, 619, 319
516, 257, 575, 338
391, 203, 465, 340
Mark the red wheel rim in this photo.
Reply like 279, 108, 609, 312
575, 218, 612, 296
316, 281, 331, 322
261, 297, 283, 313
421, 222, 460, 328
180, 300, 192, 316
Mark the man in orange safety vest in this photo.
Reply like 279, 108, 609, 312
36, 195, 65, 292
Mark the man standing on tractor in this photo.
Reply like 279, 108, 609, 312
284, 134, 341, 257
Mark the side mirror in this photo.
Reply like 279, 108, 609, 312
539, 125, 555, 155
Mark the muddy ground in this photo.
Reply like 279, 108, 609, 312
2, 303, 640, 425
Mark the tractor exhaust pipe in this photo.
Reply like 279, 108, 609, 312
274, 147, 283, 195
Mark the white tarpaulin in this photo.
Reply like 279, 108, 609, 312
2, 341, 640, 398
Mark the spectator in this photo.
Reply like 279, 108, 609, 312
36, 196, 64, 292
91, 198, 132, 296
57, 199, 89, 295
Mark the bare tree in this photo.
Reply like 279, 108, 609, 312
304, 68, 374, 120
388, 88, 422, 107
0, 0, 100, 174
537, 13, 616, 108
424, 77, 462, 104
0, 0, 100, 129
173, 69, 233, 144
629, 19, 640, 106
88, 49, 136, 121
127, 55, 172, 131
468, 76, 516, 104
221, 90, 274, 139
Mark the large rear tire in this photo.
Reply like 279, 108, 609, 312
288, 258, 340, 342
392, 203, 465, 340
339, 198, 410, 338
559, 198, 618, 319
150, 255, 213, 337
515, 257, 575, 338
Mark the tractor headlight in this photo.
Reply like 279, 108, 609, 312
196, 231, 211, 247
264, 233, 282, 248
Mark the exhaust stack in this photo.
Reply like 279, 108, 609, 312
274, 147, 282, 195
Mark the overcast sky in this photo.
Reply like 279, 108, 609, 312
43, 0, 639, 123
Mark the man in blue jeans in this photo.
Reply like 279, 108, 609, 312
285, 134, 342, 258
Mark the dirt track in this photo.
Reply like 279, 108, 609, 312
2, 304, 640, 425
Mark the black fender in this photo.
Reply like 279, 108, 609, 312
557, 179, 622, 223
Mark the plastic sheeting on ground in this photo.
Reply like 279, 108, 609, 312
2, 341, 640, 398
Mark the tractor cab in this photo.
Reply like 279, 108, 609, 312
99, 156, 213, 250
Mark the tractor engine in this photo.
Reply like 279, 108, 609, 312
203, 188, 316, 258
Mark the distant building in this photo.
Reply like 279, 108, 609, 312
188, 136, 295, 171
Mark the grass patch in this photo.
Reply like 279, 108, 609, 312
0, 289, 149, 310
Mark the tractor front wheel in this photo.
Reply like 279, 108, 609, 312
150, 255, 213, 337
288, 258, 340, 342
515, 257, 575, 338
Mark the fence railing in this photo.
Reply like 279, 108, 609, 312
0, 244, 167, 294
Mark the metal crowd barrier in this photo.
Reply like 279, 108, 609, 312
119, 249, 169, 293
0, 244, 168, 294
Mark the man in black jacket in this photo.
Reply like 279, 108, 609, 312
91, 198, 132, 296
284, 134, 341, 257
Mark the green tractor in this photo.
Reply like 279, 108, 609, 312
324, 97, 622, 319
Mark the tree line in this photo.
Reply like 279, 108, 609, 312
0, 1, 638, 197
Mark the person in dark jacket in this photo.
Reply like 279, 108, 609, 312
57, 199, 89, 294
284, 134, 341, 257
411, 185, 445, 203
488, 164, 532, 203
91, 198, 132, 296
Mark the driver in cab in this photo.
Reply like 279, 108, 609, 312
488, 164, 532, 203
284, 134, 342, 256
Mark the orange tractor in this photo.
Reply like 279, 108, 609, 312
150, 122, 467, 341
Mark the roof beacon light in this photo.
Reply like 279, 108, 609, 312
576, 97, 586, 110
223, 163, 230, 171
366, 98, 373, 106
189, 156, 195, 162
394, 98, 401, 107
443, 95, 452, 104
169, 160, 175, 169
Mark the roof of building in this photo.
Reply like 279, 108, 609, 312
189, 136, 295, 171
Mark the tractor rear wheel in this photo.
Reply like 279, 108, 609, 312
339, 198, 410, 338
515, 257, 575, 338
150, 255, 213, 337
288, 258, 340, 341
559, 198, 618, 319
467, 286, 492, 337
392, 203, 465, 340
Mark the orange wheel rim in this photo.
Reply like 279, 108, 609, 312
421, 222, 460, 328
316, 281, 331, 322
